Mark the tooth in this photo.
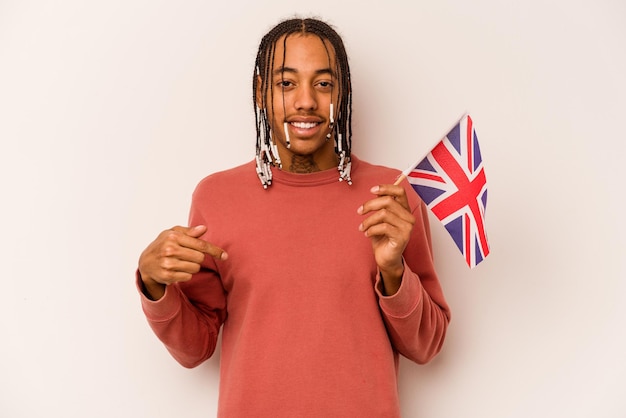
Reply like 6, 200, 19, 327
292, 122, 317, 128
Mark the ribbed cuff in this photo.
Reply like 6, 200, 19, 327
375, 264, 422, 319
135, 270, 181, 322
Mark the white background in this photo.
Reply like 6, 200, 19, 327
1, 0, 625, 417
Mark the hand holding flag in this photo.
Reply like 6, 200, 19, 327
396, 114, 490, 268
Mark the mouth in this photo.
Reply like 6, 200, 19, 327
289, 121, 322, 129
286, 120, 324, 138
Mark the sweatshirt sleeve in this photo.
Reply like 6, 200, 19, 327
375, 197, 451, 364
137, 267, 227, 368
137, 180, 228, 368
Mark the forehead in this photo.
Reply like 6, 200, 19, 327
271, 34, 336, 71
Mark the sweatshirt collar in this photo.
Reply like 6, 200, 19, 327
271, 155, 361, 187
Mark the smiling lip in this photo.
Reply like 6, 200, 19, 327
287, 119, 324, 137
290, 121, 320, 129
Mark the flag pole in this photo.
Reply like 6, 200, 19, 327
393, 111, 469, 186
393, 153, 428, 185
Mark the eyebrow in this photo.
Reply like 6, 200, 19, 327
273, 66, 336, 77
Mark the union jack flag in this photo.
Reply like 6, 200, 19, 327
406, 114, 489, 268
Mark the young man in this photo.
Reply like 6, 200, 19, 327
137, 17, 450, 417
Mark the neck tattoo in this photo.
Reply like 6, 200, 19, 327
289, 155, 320, 173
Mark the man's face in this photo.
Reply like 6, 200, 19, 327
261, 34, 340, 171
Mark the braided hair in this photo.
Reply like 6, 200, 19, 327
253, 18, 353, 188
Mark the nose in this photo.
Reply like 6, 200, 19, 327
294, 85, 317, 111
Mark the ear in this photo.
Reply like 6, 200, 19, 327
255, 75, 264, 108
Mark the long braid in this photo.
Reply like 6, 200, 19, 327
253, 18, 353, 188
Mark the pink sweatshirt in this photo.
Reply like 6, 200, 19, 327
139, 156, 450, 417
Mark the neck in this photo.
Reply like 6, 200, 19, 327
288, 155, 321, 173
278, 141, 339, 174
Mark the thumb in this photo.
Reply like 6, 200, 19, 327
171, 224, 207, 238
186, 224, 208, 238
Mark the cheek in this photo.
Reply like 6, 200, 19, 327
267, 107, 284, 128
268, 102, 288, 128
273, 93, 288, 112
332, 91, 340, 109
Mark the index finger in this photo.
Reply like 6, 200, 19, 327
177, 231, 229, 261
369, 184, 410, 208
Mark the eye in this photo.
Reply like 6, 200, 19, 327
316, 80, 334, 91
277, 80, 294, 89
